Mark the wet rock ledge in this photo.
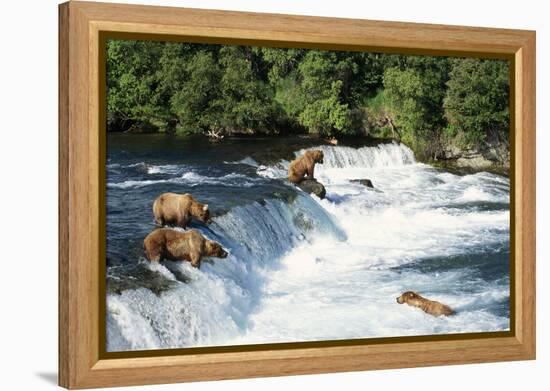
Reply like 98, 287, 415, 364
297, 179, 326, 199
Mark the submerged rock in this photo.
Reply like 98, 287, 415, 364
351, 179, 374, 188
296, 179, 326, 199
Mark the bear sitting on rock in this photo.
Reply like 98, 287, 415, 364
288, 150, 326, 199
288, 150, 324, 184
143, 228, 228, 268
153, 192, 211, 228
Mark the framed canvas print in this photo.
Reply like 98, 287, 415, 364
58, 1, 536, 389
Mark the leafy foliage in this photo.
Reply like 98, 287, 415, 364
444, 59, 510, 147
106, 40, 167, 131
170, 51, 222, 133
383, 56, 451, 158
106, 39, 510, 160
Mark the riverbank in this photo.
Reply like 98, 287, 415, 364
108, 131, 510, 175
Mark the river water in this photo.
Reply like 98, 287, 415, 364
106, 134, 510, 351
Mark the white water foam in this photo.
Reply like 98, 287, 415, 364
224, 157, 260, 167
107, 171, 260, 189
146, 164, 182, 175
312, 142, 416, 169
255, 142, 415, 180
107, 143, 510, 351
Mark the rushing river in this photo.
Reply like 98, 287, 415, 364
106, 134, 510, 352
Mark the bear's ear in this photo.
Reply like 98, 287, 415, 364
203, 204, 209, 211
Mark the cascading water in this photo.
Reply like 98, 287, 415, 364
106, 136, 510, 351
308, 143, 416, 169
107, 193, 345, 351
256, 142, 416, 180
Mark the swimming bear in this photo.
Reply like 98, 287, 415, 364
396, 291, 454, 317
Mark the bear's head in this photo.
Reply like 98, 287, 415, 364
396, 291, 420, 304
205, 240, 228, 259
195, 204, 212, 224
312, 150, 324, 164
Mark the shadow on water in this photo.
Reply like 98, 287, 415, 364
391, 250, 510, 283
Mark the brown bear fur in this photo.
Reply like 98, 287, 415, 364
143, 228, 228, 268
396, 291, 454, 317
288, 150, 324, 184
152, 192, 211, 228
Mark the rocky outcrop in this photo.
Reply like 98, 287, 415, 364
297, 179, 326, 199
440, 132, 509, 171
350, 179, 374, 188
441, 144, 509, 170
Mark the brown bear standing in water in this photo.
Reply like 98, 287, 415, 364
152, 192, 211, 228
396, 291, 454, 317
143, 228, 228, 268
288, 150, 324, 184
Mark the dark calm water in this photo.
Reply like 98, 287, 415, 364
106, 134, 510, 351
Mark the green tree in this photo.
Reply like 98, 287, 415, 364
106, 39, 168, 132
170, 50, 223, 133
444, 58, 509, 147
293, 51, 386, 136
170, 46, 278, 134
383, 56, 450, 158
295, 51, 355, 135
213, 46, 278, 133
257, 48, 305, 131
298, 80, 352, 134
257, 47, 305, 84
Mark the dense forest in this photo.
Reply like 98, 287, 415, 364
106, 39, 510, 163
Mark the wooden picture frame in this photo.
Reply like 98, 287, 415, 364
59, 1, 536, 388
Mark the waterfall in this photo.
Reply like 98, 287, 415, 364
107, 193, 345, 351
257, 143, 416, 180
304, 143, 416, 169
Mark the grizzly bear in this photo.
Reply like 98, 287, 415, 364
143, 228, 228, 268
396, 291, 454, 317
152, 192, 211, 228
288, 150, 324, 184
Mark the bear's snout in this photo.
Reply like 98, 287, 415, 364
396, 296, 404, 304
220, 249, 228, 258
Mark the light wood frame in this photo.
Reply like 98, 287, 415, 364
59, 1, 536, 389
